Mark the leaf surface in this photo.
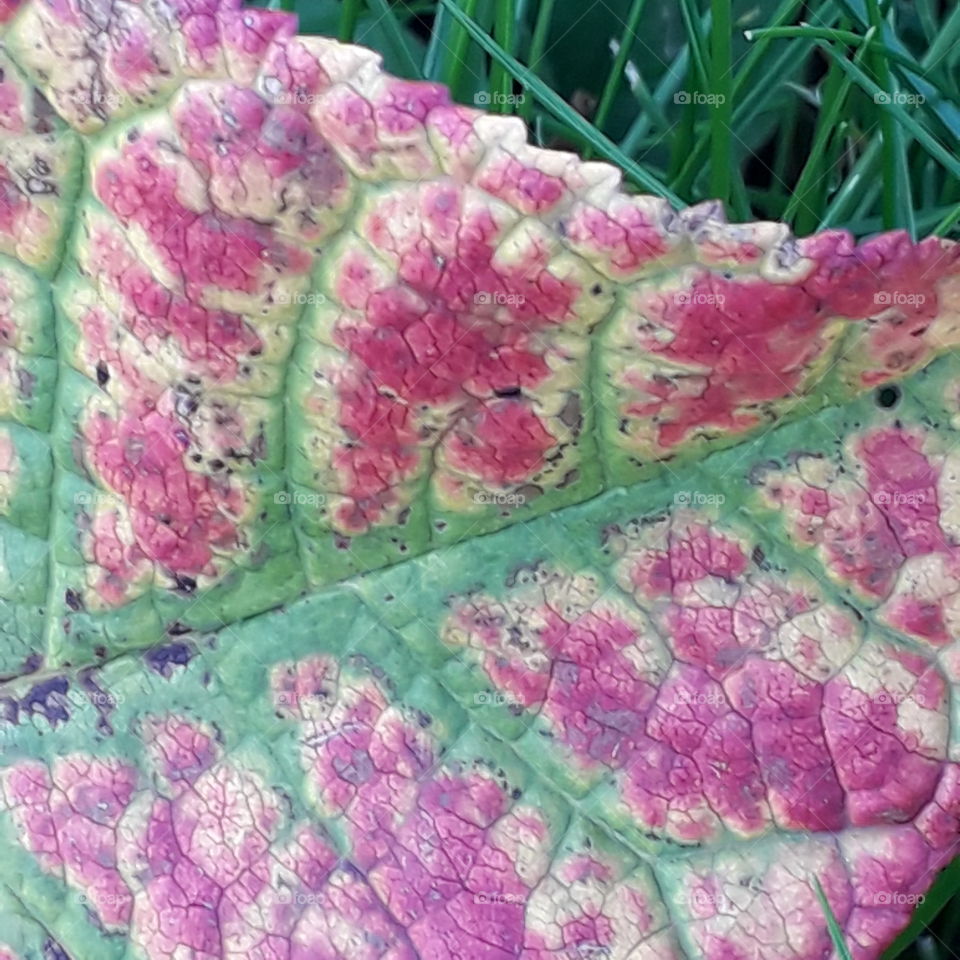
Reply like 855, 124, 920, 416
0, 2, 959, 958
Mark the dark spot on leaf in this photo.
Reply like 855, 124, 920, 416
876, 384, 901, 409
146, 642, 194, 675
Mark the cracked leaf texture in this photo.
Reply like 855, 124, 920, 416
0, 1, 959, 958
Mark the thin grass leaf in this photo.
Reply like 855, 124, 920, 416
915, 0, 939, 44
934, 204, 960, 238
678, 0, 711, 91
835, 0, 960, 138
338, 0, 362, 42
924, 3, 960, 72
783, 31, 866, 225
708, 0, 734, 204
440, 0, 481, 97
619, 42, 691, 155
746, 27, 944, 89
422, 3, 450, 80
797, 37, 848, 234
438, 0, 683, 204
818, 137, 881, 227
813, 876, 855, 960
588, 0, 649, 155
883, 859, 960, 959
670, 0, 832, 200
669, 62, 699, 192
890, 120, 916, 238
865, 0, 900, 230
620, 56, 668, 130
518, 0, 555, 123
920, 157, 938, 209
744, 25, 862, 43
619, 3, 716, 158
363, 0, 423, 78
842, 202, 957, 236
770, 93, 799, 209
816, 39, 960, 182
490, 0, 517, 113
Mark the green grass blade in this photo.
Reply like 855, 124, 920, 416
438, 0, 683, 205
934, 204, 960, 238
916, 0, 938, 44
816, 39, 960, 182
865, 0, 898, 231
818, 137, 881, 228
783, 31, 864, 225
734, 0, 808, 73
813, 876, 854, 960
924, 3, 960, 72
422, 3, 451, 80
364, 0, 423, 78
708, 0, 734, 204
835, 0, 960, 137
890, 120, 916, 238
671, 0, 831, 199
442, 0, 481, 98
519, 0, 556, 122
744, 25, 862, 43
590, 0, 649, 149
490, 0, 518, 113
669, 63, 699, 192
843, 202, 958, 236
338, 0, 362, 42
883, 858, 960, 958
619, 43, 691, 155
678, 0, 711, 90
745, 26, 945, 88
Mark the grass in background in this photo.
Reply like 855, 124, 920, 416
250, 0, 960, 956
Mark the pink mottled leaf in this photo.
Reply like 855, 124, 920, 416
0, 2, 958, 959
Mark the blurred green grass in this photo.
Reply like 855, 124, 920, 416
247, 1, 960, 956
